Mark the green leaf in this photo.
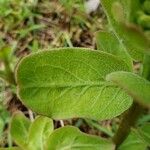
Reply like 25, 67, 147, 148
138, 114, 150, 125
137, 12, 150, 29
0, 46, 14, 61
119, 23, 150, 56
142, 55, 150, 80
27, 116, 54, 150
119, 0, 141, 23
101, 0, 150, 60
118, 124, 150, 150
16, 48, 132, 121
10, 112, 31, 149
96, 31, 132, 70
106, 71, 150, 108
17, 24, 45, 39
46, 126, 115, 150
138, 123, 150, 144
143, 0, 150, 14
10, 113, 54, 150
111, 1, 125, 23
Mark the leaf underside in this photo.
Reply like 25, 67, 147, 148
16, 48, 132, 120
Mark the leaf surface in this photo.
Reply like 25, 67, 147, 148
118, 123, 150, 150
10, 112, 31, 149
46, 126, 115, 150
96, 31, 132, 70
138, 123, 150, 144
101, 0, 150, 60
16, 48, 132, 120
142, 55, 150, 81
10, 113, 54, 150
28, 116, 54, 150
106, 71, 150, 108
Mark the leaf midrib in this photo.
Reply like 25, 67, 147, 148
19, 81, 115, 89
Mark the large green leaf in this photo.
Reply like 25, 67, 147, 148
101, 0, 150, 60
27, 116, 54, 150
96, 31, 132, 70
46, 126, 115, 150
118, 123, 150, 150
10, 112, 31, 149
16, 48, 132, 120
106, 71, 150, 108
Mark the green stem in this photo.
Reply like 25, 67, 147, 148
112, 102, 143, 148
85, 119, 113, 137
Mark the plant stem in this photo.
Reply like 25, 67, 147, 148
85, 119, 113, 137
112, 102, 143, 148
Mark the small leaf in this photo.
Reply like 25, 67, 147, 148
118, 124, 150, 150
137, 12, 150, 29
10, 112, 31, 149
46, 126, 115, 150
101, 0, 150, 60
0, 46, 14, 61
138, 123, 150, 144
142, 55, 150, 80
10, 113, 54, 150
16, 48, 132, 121
119, 0, 141, 23
111, 1, 125, 23
120, 23, 150, 55
28, 116, 53, 150
17, 24, 45, 39
138, 114, 150, 125
143, 0, 150, 14
96, 31, 132, 70
106, 71, 150, 108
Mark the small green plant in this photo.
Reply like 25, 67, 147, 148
0, 112, 114, 150
0, 0, 150, 149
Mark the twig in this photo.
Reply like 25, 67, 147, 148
28, 109, 34, 122
60, 120, 64, 127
